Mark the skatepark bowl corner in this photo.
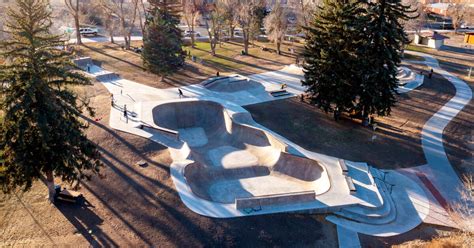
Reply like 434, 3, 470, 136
152, 100, 331, 209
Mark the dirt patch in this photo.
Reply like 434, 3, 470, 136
0, 81, 338, 247
443, 86, 473, 178
245, 65, 456, 170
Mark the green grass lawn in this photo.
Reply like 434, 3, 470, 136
405, 44, 432, 54
403, 52, 424, 61
183, 41, 302, 71
183, 42, 247, 69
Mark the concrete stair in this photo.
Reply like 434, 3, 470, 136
326, 170, 429, 237
397, 67, 415, 81
334, 167, 397, 225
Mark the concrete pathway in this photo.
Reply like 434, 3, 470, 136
405, 51, 473, 226
337, 226, 361, 248
74, 52, 467, 238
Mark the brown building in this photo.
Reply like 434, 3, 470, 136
422, 1, 474, 16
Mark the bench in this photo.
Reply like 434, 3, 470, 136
338, 159, 349, 174
235, 190, 316, 210
269, 89, 291, 97
345, 176, 357, 194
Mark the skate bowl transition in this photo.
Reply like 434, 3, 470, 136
152, 100, 331, 209
200, 75, 266, 94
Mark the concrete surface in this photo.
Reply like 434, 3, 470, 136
327, 171, 430, 237
152, 99, 330, 205
406, 51, 474, 231
397, 66, 425, 94
80, 57, 434, 234
337, 226, 361, 248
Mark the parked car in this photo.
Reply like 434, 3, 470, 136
460, 23, 471, 29
233, 29, 244, 37
184, 30, 201, 37
79, 27, 98, 37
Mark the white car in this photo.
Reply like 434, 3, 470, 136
184, 30, 201, 37
79, 28, 98, 37
460, 23, 470, 29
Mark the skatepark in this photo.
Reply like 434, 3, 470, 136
73, 51, 472, 240
151, 100, 330, 207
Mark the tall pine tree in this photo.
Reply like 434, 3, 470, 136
303, 0, 414, 121
357, 0, 415, 118
302, 0, 367, 115
142, 0, 185, 79
0, 0, 101, 202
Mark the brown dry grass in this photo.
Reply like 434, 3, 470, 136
0, 81, 339, 247
74, 40, 302, 89
394, 231, 474, 248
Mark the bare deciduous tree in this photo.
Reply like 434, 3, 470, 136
235, 0, 265, 55
401, 0, 425, 34
219, 0, 238, 39
100, 5, 119, 43
264, 2, 288, 55
182, 0, 204, 47
100, 0, 140, 49
447, 0, 469, 33
136, 0, 148, 36
65, 0, 82, 44
203, 0, 225, 55
297, 0, 319, 29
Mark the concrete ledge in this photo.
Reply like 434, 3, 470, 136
345, 176, 357, 194
269, 89, 291, 97
201, 76, 232, 87
339, 159, 349, 174
140, 124, 179, 140
73, 57, 92, 69
235, 190, 316, 210
95, 72, 119, 81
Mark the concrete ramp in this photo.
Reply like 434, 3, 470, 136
152, 100, 330, 206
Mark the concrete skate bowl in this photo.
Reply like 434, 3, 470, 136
152, 100, 330, 208
201, 76, 264, 93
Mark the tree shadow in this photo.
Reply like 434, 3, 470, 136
55, 200, 118, 247
82, 44, 146, 71
82, 114, 170, 172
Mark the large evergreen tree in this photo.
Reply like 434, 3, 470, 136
0, 0, 101, 202
357, 0, 414, 117
142, 0, 185, 79
302, 0, 366, 115
303, 0, 414, 121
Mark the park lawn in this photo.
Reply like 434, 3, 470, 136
75, 39, 300, 89
402, 52, 424, 61
405, 44, 432, 54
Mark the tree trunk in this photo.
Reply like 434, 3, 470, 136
109, 30, 115, 43
243, 32, 249, 55
211, 40, 216, 56
74, 11, 82, 45
276, 40, 281, 55
45, 171, 55, 203
230, 24, 234, 39
205, 19, 215, 55
191, 17, 195, 48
